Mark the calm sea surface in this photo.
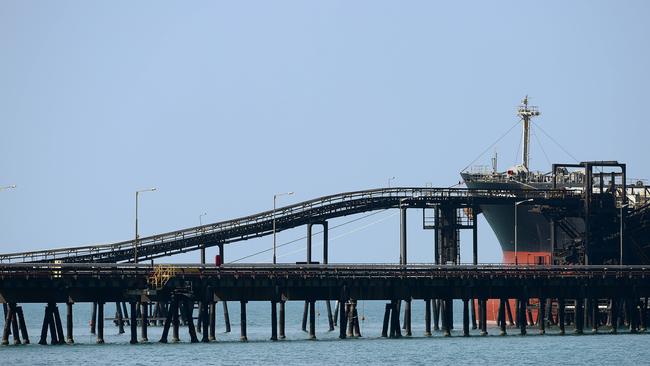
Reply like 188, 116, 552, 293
2, 301, 648, 365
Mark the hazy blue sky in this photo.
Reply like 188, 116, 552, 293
1, 1, 648, 264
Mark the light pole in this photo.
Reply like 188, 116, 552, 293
388, 176, 396, 188
134, 188, 157, 264
273, 191, 294, 264
0, 185, 16, 191
199, 212, 207, 264
620, 203, 629, 266
514, 198, 534, 265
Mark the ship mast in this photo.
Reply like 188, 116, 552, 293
517, 96, 540, 170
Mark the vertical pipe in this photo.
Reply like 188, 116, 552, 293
65, 303, 73, 344
279, 301, 286, 339
558, 298, 566, 335
425, 300, 432, 336
400, 208, 407, 265
141, 302, 148, 342
472, 209, 478, 265
116, 302, 124, 334
326, 300, 334, 331
96, 302, 105, 344
322, 221, 329, 265
306, 223, 312, 264
130, 302, 138, 344
209, 302, 216, 341
382, 304, 391, 337
309, 300, 316, 340
270, 301, 278, 341
307, 224, 312, 264
201, 300, 209, 342
222, 302, 231, 333
537, 297, 546, 334
462, 298, 469, 337
240, 301, 247, 342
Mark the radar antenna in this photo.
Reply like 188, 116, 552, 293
517, 96, 540, 170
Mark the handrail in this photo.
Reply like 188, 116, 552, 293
0, 187, 580, 264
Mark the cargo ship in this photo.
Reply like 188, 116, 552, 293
461, 96, 648, 266
460, 97, 649, 323
461, 97, 575, 265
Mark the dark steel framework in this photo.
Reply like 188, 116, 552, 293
0, 187, 580, 264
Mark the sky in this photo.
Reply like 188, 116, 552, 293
0, 1, 648, 264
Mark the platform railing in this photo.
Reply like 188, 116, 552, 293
0, 262, 647, 280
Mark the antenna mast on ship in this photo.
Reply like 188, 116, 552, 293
517, 96, 540, 171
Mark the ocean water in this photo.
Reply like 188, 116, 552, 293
2, 301, 648, 365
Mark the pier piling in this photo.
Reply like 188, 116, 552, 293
499, 299, 507, 335
425, 299, 432, 336
240, 301, 247, 342
279, 301, 286, 339
404, 299, 412, 336
326, 300, 334, 331
382, 303, 390, 337
201, 300, 209, 343
222, 301, 231, 333
65, 303, 72, 344
270, 301, 278, 341
209, 301, 216, 341
129, 302, 137, 344
339, 299, 347, 339
462, 298, 470, 337
141, 302, 148, 342
96, 302, 104, 344
557, 298, 565, 334
309, 300, 316, 340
